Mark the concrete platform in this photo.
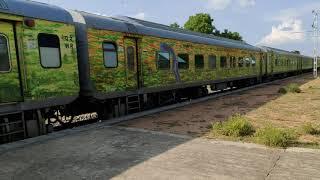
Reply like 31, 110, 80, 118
0, 125, 320, 180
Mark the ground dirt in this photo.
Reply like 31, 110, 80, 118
120, 74, 320, 147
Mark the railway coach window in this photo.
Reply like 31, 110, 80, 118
208, 55, 217, 69
157, 52, 170, 70
195, 55, 204, 69
103, 42, 118, 68
238, 57, 244, 67
251, 56, 256, 67
220, 56, 227, 68
275, 58, 279, 66
38, 33, 61, 68
244, 57, 251, 67
178, 54, 189, 69
0, 35, 10, 72
230, 56, 237, 68
127, 46, 135, 71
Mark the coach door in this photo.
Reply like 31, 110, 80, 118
0, 21, 22, 103
124, 37, 141, 90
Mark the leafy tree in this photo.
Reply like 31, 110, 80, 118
169, 22, 181, 29
291, 50, 300, 54
184, 13, 215, 34
183, 13, 243, 41
214, 29, 243, 41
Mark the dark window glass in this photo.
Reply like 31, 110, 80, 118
278, 58, 281, 66
238, 57, 244, 67
251, 56, 256, 67
0, 35, 10, 72
178, 54, 189, 69
195, 55, 204, 69
38, 33, 61, 68
230, 56, 237, 68
157, 52, 170, 70
208, 55, 216, 69
127, 46, 135, 71
244, 57, 251, 67
103, 42, 118, 68
275, 58, 279, 66
220, 56, 228, 68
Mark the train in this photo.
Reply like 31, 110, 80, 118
0, 0, 316, 143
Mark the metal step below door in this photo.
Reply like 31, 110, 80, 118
0, 112, 26, 144
126, 95, 141, 114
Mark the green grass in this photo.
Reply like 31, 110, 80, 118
212, 114, 255, 137
278, 83, 302, 94
301, 123, 320, 135
255, 126, 298, 148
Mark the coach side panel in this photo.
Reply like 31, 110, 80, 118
21, 19, 79, 101
87, 29, 127, 93
87, 29, 261, 95
141, 36, 261, 88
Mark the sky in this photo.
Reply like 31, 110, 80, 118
34, 0, 320, 56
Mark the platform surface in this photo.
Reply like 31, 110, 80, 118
0, 125, 320, 180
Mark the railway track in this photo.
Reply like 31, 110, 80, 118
102, 73, 312, 126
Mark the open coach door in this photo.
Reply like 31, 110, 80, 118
0, 21, 22, 104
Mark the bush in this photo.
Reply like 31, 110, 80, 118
301, 123, 320, 135
212, 114, 255, 137
278, 83, 302, 94
255, 126, 297, 147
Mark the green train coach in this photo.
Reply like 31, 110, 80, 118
0, 0, 315, 143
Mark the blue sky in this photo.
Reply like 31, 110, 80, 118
34, 0, 320, 56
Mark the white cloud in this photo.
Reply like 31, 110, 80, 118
206, 0, 232, 10
132, 12, 145, 20
237, 0, 255, 8
259, 19, 304, 46
258, 3, 320, 46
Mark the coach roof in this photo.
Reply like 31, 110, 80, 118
0, 0, 73, 23
260, 46, 311, 58
79, 11, 260, 52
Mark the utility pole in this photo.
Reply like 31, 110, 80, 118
312, 10, 318, 78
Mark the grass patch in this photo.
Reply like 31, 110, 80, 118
255, 126, 297, 147
278, 83, 302, 94
301, 123, 320, 135
212, 114, 255, 137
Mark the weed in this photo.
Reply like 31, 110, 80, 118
301, 122, 320, 135
278, 83, 302, 94
212, 114, 255, 137
255, 126, 297, 147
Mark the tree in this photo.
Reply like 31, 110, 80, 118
169, 22, 181, 29
183, 13, 243, 41
292, 50, 300, 54
184, 13, 215, 34
214, 29, 243, 41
